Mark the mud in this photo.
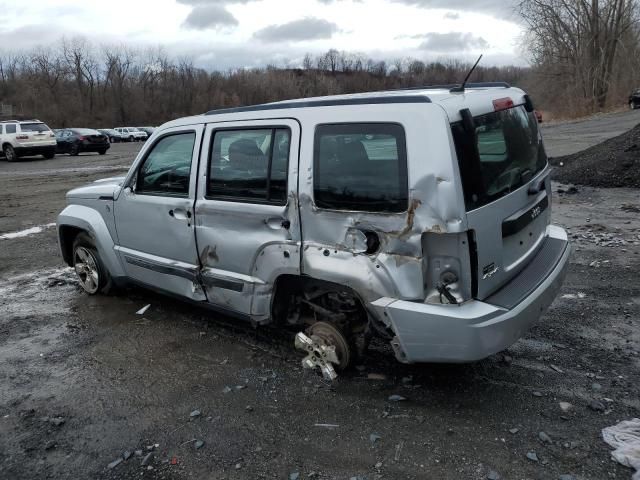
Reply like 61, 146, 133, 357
1, 143, 639, 479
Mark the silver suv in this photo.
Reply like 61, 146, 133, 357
57, 83, 570, 379
1, 120, 56, 161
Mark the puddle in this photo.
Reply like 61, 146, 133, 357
0, 223, 56, 240
0, 267, 78, 318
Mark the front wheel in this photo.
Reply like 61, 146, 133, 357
98, 149, 107, 155
72, 232, 113, 295
129, 136, 134, 142
70, 143, 80, 156
4, 144, 17, 162
43, 150, 55, 159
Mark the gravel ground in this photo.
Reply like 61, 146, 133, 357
551, 123, 640, 188
0, 142, 639, 480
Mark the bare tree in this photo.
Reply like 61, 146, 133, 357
518, 0, 639, 109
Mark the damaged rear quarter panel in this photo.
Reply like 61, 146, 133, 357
296, 104, 467, 304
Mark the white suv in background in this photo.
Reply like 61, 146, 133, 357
0, 120, 57, 161
114, 127, 147, 142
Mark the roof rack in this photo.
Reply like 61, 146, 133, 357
205, 95, 432, 116
0, 118, 41, 123
397, 82, 511, 92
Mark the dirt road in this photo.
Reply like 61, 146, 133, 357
541, 109, 640, 157
1, 142, 639, 480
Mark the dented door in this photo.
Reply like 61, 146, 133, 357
194, 119, 301, 318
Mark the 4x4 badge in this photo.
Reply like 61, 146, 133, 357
482, 263, 500, 280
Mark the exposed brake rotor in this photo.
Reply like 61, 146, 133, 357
295, 321, 351, 381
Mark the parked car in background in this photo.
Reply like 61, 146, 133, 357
0, 119, 56, 161
629, 89, 640, 109
55, 128, 110, 156
534, 110, 543, 123
114, 127, 147, 142
98, 129, 124, 143
136, 126, 155, 139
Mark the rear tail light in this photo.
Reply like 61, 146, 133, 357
78, 136, 86, 141
493, 97, 514, 111
16, 134, 28, 140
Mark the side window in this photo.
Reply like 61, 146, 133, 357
6, 124, 16, 134
0, 125, 3, 134
136, 132, 195, 197
313, 123, 408, 212
208, 128, 290, 204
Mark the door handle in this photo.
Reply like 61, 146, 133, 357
265, 217, 291, 230
169, 209, 191, 221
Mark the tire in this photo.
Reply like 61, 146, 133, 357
98, 149, 107, 155
109, 136, 115, 143
70, 143, 80, 156
129, 136, 134, 142
72, 232, 113, 295
43, 149, 55, 160
3, 144, 17, 162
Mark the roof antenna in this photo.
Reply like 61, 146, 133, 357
450, 54, 483, 93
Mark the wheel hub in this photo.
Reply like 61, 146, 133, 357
295, 321, 351, 381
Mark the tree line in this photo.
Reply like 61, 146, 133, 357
0, 39, 528, 127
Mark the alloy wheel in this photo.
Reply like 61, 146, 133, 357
74, 246, 100, 294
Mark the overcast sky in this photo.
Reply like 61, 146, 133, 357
0, 0, 524, 69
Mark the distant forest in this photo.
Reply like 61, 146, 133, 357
2, 0, 640, 128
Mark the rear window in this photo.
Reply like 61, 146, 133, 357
20, 123, 50, 132
452, 105, 547, 211
313, 123, 408, 212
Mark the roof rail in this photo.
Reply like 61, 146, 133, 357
397, 82, 511, 92
0, 118, 41, 123
205, 95, 432, 116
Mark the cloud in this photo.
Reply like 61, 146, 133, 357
182, 4, 239, 29
443, 11, 460, 20
253, 17, 340, 43
391, 0, 516, 19
417, 32, 489, 52
176, 0, 252, 4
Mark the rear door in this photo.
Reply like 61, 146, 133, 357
194, 119, 301, 318
18, 122, 54, 148
114, 125, 205, 300
452, 103, 550, 299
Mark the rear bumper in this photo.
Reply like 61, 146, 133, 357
14, 144, 56, 156
371, 225, 570, 363
80, 143, 110, 152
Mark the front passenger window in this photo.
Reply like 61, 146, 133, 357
136, 132, 195, 197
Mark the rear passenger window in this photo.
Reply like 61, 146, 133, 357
136, 132, 195, 197
6, 124, 16, 134
314, 123, 408, 212
208, 128, 290, 204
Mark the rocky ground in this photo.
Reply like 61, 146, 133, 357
0, 143, 639, 480
551, 123, 640, 188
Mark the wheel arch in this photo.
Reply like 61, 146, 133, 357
57, 204, 125, 278
270, 274, 370, 325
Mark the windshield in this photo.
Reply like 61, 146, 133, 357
452, 105, 547, 211
20, 123, 50, 132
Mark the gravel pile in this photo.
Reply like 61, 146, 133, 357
550, 123, 640, 188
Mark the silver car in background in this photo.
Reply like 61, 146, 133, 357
57, 83, 569, 379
